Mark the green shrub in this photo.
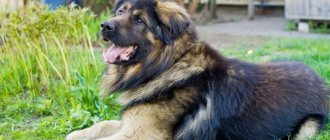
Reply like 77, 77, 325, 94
285, 20, 330, 34
309, 21, 330, 34
285, 20, 297, 31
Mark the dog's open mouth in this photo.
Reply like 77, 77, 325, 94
103, 44, 138, 64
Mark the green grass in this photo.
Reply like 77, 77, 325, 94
0, 4, 330, 140
219, 38, 330, 85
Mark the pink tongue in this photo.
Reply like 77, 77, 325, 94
103, 44, 134, 63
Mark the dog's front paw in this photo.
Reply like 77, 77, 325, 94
66, 131, 88, 140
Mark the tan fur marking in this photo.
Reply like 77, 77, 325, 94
132, 10, 141, 16
118, 43, 212, 105
124, 63, 142, 81
155, 1, 190, 26
146, 31, 157, 44
124, 3, 132, 11
115, 2, 131, 15
96, 88, 197, 140
294, 119, 319, 140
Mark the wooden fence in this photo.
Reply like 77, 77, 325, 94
216, 0, 284, 6
285, 0, 330, 20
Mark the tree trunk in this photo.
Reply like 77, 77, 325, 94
23, 0, 28, 6
210, 0, 217, 19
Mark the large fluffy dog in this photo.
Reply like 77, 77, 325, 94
67, 0, 329, 139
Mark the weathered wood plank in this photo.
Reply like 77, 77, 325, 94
286, 0, 330, 20
209, 0, 285, 6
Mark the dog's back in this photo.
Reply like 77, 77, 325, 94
256, 62, 328, 139
174, 57, 329, 140
228, 61, 329, 139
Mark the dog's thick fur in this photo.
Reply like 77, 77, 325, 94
67, 0, 329, 139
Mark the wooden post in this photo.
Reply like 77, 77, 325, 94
248, 0, 254, 20
210, 0, 217, 19
23, 0, 28, 6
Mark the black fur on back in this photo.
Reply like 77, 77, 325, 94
172, 53, 329, 140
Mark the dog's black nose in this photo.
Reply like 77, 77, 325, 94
101, 21, 115, 32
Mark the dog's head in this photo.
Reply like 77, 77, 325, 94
102, 0, 194, 65
102, 0, 197, 92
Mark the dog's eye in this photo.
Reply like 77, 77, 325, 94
117, 10, 123, 15
135, 17, 143, 24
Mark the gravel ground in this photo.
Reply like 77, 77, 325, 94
195, 17, 330, 48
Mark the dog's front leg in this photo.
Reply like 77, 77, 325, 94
66, 120, 122, 140
94, 122, 170, 140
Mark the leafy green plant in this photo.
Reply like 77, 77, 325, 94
309, 21, 330, 34
67, 71, 120, 131
285, 20, 297, 31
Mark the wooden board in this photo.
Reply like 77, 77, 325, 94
286, 0, 330, 20
191, 0, 285, 6
217, 0, 284, 6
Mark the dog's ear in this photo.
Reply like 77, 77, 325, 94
154, 1, 191, 45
